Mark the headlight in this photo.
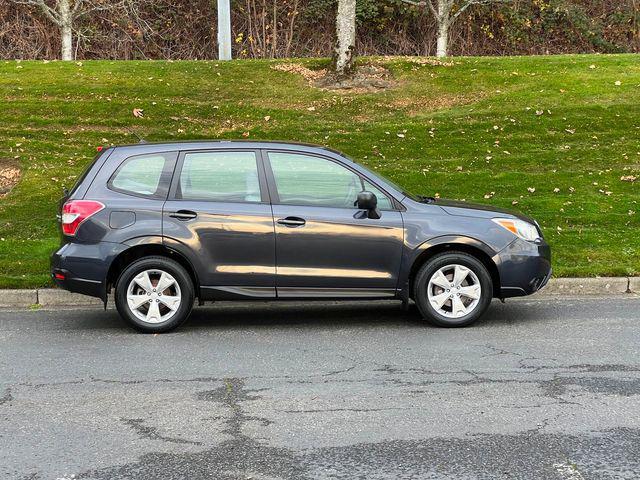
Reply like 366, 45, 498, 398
492, 218, 541, 242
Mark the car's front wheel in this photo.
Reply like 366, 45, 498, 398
115, 256, 194, 333
413, 251, 493, 327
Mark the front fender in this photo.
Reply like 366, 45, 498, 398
398, 235, 500, 298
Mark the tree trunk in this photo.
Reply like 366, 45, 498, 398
436, 20, 449, 58
58, 0, 73, 60
334, 0, 356, 76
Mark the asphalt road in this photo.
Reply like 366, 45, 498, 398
1, 296, 640, 480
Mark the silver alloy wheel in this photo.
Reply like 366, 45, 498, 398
126, 269, 182, 324
427, 264, 482, 319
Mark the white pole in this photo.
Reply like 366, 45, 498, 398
217, 0, 232, 61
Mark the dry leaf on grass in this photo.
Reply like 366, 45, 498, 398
272, 63, 396, 93
272, 63, 326, 83
0, 164, 21, 196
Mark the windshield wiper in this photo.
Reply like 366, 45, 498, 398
417, 195, 436, 204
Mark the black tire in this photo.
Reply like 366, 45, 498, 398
115, 256, 195, 333
413, 251, 493, 327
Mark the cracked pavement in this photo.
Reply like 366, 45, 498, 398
1, 296, 640, 479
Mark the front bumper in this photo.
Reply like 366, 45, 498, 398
495, 238, 552, 298
51, 241, 128, 301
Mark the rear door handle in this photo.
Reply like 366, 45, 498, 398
169, 210, 197, 221
276, 217, 306, 227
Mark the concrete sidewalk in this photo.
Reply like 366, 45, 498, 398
0, 276, 638, 308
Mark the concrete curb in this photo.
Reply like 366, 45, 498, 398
0, 277, 639, 308
541, 277, 631, 296
0, 289, 38, 307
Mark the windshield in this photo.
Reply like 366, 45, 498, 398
375, 172, 420, 201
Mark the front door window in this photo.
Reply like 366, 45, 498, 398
268, 152, 392, 209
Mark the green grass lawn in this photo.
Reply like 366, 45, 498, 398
0, 55, 639, 288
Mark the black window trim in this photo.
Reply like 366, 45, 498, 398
262, 149, 403, 211
168, 148, 270, 204
107, 151, 178, 200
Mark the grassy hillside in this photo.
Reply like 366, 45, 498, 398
0, 55, 639, 288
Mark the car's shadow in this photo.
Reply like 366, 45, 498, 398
179, 298, 551, 331
40, 297, 561, 333
186, 300, 417, 330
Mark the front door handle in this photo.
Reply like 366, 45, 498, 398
277, 217, 306, 227
169, 210, 197, 221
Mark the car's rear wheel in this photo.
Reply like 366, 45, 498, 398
115, 256, 194, 333
413, 251, 493, 327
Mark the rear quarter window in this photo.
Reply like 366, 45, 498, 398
108, 152, 175, 199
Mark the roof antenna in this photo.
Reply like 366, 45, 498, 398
126, 128, 147, 144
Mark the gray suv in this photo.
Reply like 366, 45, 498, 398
51, 141, 551, 332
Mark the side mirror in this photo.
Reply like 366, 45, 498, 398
357, 191, 381, 219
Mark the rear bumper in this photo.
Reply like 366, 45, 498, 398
50, 241, 128, 301
495, 238, 552, 298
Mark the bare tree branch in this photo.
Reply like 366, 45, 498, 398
11, 0, 127, 59
71, 0, 84, 16
398, 0, 437, 17
396, 0, 512, 56
451, 0, 510, 22
71, 0, 126, 19
13, 0, 61, 24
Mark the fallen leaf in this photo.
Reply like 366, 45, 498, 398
527, 187, 536, 193
132, 108, 144, 118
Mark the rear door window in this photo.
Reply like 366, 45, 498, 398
175, 151, 261, 203
108, 152, 175, 198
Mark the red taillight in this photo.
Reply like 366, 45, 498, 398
61, 200, 105, 236
54, 272, 66, 280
